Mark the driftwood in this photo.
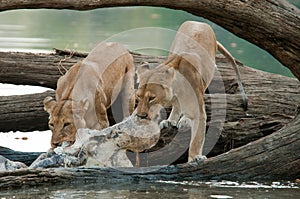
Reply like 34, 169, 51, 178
0, 0, 299, 79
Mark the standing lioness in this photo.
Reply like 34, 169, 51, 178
136, 21, 247, 162
44, 42, 135, 149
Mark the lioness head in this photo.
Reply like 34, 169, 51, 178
44, 96, 89, 149
135, 62, 175, 120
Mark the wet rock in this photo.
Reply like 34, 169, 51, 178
30, 116, 160, 168
0, 155, 27, 171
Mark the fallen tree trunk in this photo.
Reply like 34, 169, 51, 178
0, 91, 53, 132
0, 50, 165, 89
1, 49, 299, 91
0, 0, 299, 79
1, 111, 299, 189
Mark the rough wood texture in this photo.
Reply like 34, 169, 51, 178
0, 90, 53, 132
0, 50, 165, 89
0, 0, 299, 79
0, 111, 299, 189
0, 51, 82, 89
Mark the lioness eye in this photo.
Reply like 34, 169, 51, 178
136, 94, 141, 102
49, 123, 54, 128
149, 96, 156, 102
63, 123, 71, 128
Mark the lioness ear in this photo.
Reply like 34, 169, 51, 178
136, 61, 150, 83
165, 54, 182, 70
73, 98, 89, 118
43, 96, 56, 114
165, 67, 174, 77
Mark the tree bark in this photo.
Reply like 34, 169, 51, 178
0, 0, 299, 79
0, 91, 53, 132
0, 50, 165, 89
0, 111, 299, 189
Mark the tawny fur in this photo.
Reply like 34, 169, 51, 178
136, 21, 246, 162
44, 42, 135, 149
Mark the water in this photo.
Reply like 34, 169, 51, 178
0, 5, 299, 198
0, 180, 299, 198
0, 7, 295, 77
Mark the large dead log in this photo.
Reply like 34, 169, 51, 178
0, 0, 299, 79
0, 91, 53, 132
0, 50, 165, 89
0, 50, 82, 89
0, 110, 299, 189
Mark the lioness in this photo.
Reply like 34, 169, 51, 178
44, 42, 135, 149
135, 21, 247, 162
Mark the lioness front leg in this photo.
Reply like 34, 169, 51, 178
188, 103, 207, 162
159, 98, 180, 129
95, 84, 110, 129
121, 58, 136, 118
96, 103, 109, 129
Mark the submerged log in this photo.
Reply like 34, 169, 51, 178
0, 111, 299, 189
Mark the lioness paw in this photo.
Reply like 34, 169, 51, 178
159, 120, 177, 129
63, 156, 79, 167
177, 116, 191, 129
53, 146, 64, 155
189, 155, 207, 164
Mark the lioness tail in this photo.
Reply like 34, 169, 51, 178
217, 41, 248, 111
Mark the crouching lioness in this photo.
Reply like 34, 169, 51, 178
135, 21, 247, 162
44, 42, 135, 149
